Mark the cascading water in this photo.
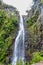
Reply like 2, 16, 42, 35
41, 6, 43, 24
12, 13, 25, 65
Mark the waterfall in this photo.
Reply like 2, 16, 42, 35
12, 14, 25, 65
41, 6, 43, 24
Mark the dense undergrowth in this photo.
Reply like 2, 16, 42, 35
0, 51, 43, 65
0, 9, 18, 65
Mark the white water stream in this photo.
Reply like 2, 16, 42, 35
12, 14, 25, 65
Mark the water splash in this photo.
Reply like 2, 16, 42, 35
12, 14, 25, 65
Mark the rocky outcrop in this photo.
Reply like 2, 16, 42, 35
25, 0, 43, 63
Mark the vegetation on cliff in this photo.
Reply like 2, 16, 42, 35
0, 1, 18, 65
26, 0, 43, 64
0, 0, 43, 65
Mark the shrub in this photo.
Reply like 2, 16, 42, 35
30, 52, 43, 64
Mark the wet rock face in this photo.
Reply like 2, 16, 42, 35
24, 30, 32, 61
24, 29, 43, 61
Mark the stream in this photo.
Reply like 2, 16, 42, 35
12, 14, 25, 65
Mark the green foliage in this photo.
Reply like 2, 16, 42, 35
30, 52, 43, 64
40, 0, 43, 3
26, 8, 39, 28
0, 10, 18, 63
26, 0, 42, 52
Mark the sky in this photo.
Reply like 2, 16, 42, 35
3, 0, 33, 15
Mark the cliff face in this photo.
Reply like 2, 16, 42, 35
25, 0, 43, 63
